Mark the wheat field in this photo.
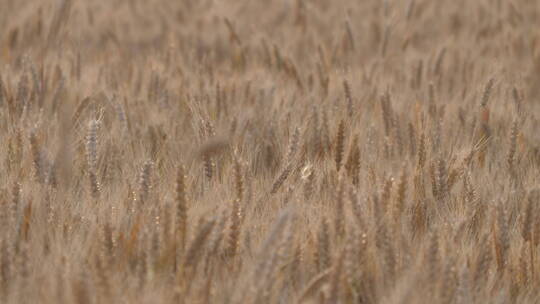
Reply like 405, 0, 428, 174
1, 0, 540, 303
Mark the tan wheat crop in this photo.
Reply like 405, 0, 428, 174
1, 0, 540, 303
